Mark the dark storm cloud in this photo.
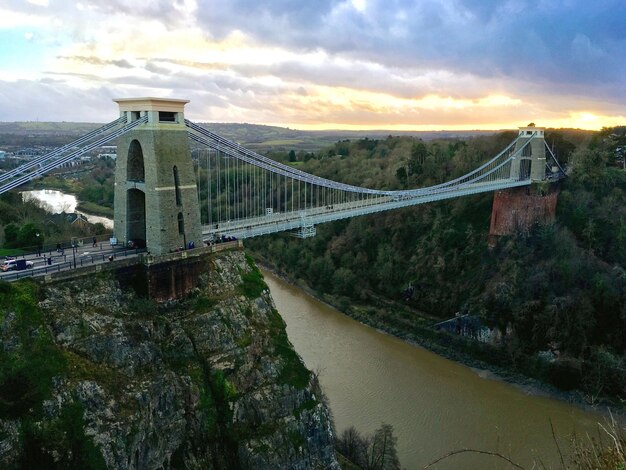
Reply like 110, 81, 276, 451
196, 0, 626, 100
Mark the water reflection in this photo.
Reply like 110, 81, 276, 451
21, 189, 113, 229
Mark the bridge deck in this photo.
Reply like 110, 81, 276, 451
202, 178, 531, 240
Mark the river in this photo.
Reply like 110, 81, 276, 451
263, 270, 607, 469
21, 189, 114, 229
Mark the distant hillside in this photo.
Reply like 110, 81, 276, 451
0, 120, 594, 154
201, 122, 503, 152
0, 121, 100, 135
0, 121, 502, 153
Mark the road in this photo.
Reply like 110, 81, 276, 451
0, 242, 144, 282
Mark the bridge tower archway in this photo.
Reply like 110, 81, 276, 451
127, 188, 146, 242
127, 139, 145, 181
519, 158, 532, 180
113, 98, 201, 255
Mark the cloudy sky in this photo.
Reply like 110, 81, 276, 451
0, 0, 624, 130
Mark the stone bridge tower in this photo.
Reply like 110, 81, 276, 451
113, 98, 201, 256
510, 125, 547, 181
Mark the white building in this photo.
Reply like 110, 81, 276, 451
98, 145, 117, 160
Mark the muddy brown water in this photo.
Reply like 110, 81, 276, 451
263, 269, 608, 469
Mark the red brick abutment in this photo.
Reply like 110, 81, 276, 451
489, 184, 559, 242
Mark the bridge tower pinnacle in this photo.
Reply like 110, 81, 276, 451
510, 124, 547, 181
113, 98, 201, 256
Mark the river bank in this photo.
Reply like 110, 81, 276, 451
76, 200, 113, 218
256, 259, 625, 423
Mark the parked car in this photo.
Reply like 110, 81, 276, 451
1, 259, 34, 271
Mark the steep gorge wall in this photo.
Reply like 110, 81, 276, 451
0, 250, 338, 469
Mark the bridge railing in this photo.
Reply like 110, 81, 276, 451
0, 247, 146, 282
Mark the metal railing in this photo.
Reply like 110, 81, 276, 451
0, 247, 146, 282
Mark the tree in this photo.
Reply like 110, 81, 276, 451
288, 150, 297, 162
395, 167, 407, 186
18, 223, 44, 250
336, 424, 401, 470
332, 267, 357, 297
408, 142, 427, 176
336, 426, 368, 466
545, 131, 576, 165
4, 223, 19, 247
365, 424, 401, 470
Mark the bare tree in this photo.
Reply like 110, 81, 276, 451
337, 426, 368, 466
365, 424, 400, 470
337, 423, 401, 470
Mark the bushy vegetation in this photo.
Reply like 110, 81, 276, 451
268, 308, 311, 389
184, 354, 239, 465
0, 281, 64, 417
569, 417, 625, 470
0, 280, 105, 468
19, 402, 107, 470
0, 191, 107, 253
248, 128, 625, 401
238, 265, 267, 299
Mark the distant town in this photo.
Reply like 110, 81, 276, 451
0, 144, 117, 175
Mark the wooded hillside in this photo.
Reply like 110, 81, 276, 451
248, 128, 625, 400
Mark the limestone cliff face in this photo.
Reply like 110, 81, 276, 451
0, 250, 338, 469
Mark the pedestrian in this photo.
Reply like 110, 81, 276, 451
92, 236, 97, 248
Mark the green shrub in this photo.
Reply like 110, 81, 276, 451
548, 358, 582, 391
288, 430, 305, 449
194, 294, 218, 313
268, 309, 310, 389
239, 269, 267, 299
189, 366, 218, 434
20, 402, 106, 469
129, 297, 157, 317
293, 398, 317, 418
0, 281, 66, 420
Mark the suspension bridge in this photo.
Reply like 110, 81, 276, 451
0, 98, 564, 256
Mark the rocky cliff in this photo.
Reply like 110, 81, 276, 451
0, 249, 338, 469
